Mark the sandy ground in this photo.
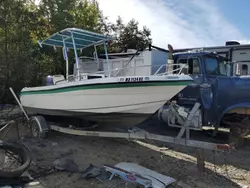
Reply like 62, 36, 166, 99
18, 129, 250, 188
1, 108, 250, 188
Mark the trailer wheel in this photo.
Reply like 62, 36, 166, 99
29, 116, 49, 139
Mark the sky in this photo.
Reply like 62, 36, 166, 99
96, 0, 250, 49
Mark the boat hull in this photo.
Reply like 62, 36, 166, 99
20, 77, 191, 126
22, 107, 153, 127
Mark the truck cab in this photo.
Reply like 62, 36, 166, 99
160, 49, 250, 136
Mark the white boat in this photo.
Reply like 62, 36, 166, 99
20, 28, 192, 126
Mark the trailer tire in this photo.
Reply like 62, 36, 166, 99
29, 116, 49, 139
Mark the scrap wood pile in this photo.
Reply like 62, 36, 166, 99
0, 146, 177, 188
27, 158, 176, 188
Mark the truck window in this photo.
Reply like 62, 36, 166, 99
205, 57, 220, 75
241, 64, 248, 75
192, 58, 200, 74
226, 63, 231, 76
219, 61, 227, 75
204, 56, 228, 76
177, 58, 200, 74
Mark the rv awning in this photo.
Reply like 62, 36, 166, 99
38, 28, 112, 50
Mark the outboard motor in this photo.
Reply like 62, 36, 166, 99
46, 75, 54, 86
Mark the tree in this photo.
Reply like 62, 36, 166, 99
108, 16, 152, 53
0, 0, 41, 102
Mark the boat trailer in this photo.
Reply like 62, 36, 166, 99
10, 87, 237, 172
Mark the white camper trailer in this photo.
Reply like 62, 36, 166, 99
174, 41, 250, 76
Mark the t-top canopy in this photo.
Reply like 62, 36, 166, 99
38, 28, 112, 50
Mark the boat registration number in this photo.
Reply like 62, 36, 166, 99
125, 77, 143, 82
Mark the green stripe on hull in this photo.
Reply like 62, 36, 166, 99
20, 81, 190, 96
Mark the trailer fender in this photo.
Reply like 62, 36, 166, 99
29, 116, 50, 139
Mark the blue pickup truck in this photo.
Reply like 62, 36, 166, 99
158, 46, 250, 137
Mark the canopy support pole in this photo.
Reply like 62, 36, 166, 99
71, 32, 80, 80
62, 37, 69, 81
103, 42, 110, 77
94, 45, 101, 71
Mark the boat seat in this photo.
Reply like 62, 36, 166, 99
53, 75, 66, 85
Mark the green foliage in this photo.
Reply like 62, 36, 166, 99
0, 0, 152, 103
109, 16, 152, 52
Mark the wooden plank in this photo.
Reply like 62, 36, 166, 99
196, 148, 205, 172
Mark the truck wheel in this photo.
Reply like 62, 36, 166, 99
29, 116, 49, 139
229, 119, 250, 148
0, 141, 32, 178
229, 131, 245, 149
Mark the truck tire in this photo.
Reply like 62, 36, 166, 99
0, 141, 32, 178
